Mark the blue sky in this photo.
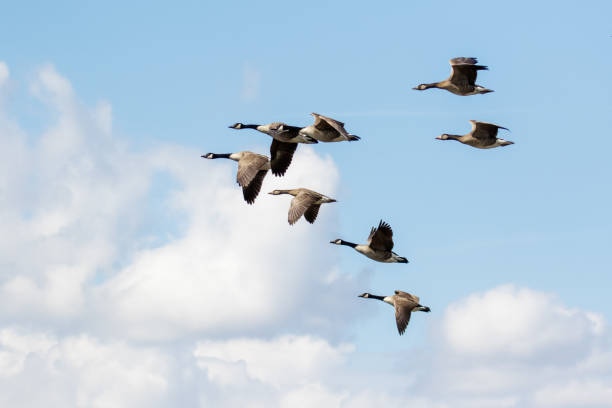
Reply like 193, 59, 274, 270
1, 1, 612, 406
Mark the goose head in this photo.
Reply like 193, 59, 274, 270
228, 123, 244, 129
358, 293, 372, 298
330, 239, 344, 245
202, 153, 215, 159
436, 134, 451, 140
413, 83, 434, 91
268, 190, 284, 195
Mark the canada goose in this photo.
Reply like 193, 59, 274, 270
299, 113, 361, 143
358, 291, 430, 335
201, 151, 270, 204
437, 120, 514, 149
268, 188, 336, 225
413, 57, 493, 96
229, 122, 317, 177
330, 220, 408, 263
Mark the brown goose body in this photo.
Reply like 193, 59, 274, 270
413, 57, 493, 96
299, 113, 361, 143
201, 151, 270, 204
359, 290, 431, 335
268, 188, 336, 225
228, 122, 317, 177
437, 120, 514, 149
330, 220, 408, 263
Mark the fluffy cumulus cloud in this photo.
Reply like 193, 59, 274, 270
1, 63, 611, 407
0, 62, 362, 341
415, 285, 612, 408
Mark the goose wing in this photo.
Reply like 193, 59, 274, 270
270, 139, 297, 177
268, 123, 302, 141
288, 190, 319, 225
242, 170, 267, 204
367, 220, 395, 251
312, 113, 351, 140
470, 120, 508, 142
304, 204, 321, 224
449, 57, 488, 87
236, 152, 269, 187
394, 290, 420, 304
394, 296, 418, 335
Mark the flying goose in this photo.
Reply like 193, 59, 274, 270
268, 188, 336, 225
201, 151, 270, 204
437, 120, 514, 149
330, 220, 408, 263
229, 122, 317, 177
359, 291, 430, 335
299, 113, 360, 143
413, 57, 493, 96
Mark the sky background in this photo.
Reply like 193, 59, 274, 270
1, 1, 611, 407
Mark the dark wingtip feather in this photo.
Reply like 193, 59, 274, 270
378, 220, 392, 230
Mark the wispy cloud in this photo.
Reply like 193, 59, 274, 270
240, 63, 261, 102
0, 62, 9, 88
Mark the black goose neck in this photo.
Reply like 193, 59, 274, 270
341, 240, 357, 248
368, 294, 385, 301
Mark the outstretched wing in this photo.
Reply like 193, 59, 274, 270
470, 120, 508, 142
367, 220, 395, 251
242, 170, 267, 204
288, 191, 319, 225
394, 290, 420, 304
303, 204, 321, 224
394, 296, 417, 335
449, 57, 488, 88
312, 113, 351, 140
270, 139, 297, 177
237, 152, 269, 187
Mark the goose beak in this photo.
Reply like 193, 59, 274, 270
329, 199, 337, 203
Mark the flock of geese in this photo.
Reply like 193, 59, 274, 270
202, 57, 512, 335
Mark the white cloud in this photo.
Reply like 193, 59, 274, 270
93, 143, 367, 340
0, 328, 170, 408
0, 64, 152, 324
194, 335, 353, 387
416, 285, 612, 407
441, 285, 603, 361
280, 383, 346, 408
533, 380, 612, 407
0, 64, 365, 341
